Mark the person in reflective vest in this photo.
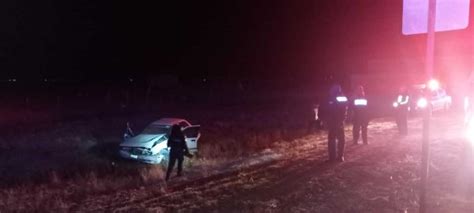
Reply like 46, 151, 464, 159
349, 86, 369, 144
393, 86, 409, 135
320, 84, 348, 162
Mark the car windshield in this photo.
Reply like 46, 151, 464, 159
142, 125, 170, 135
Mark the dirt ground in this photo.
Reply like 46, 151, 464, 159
67, 111, 473, 212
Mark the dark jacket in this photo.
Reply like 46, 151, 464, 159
349, 95, 369, 122
331, 98, 348, 127
168, 127, 188, 155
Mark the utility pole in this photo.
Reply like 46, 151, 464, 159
420, 0, 436, 212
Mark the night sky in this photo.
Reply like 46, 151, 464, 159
0, 0, 472, 83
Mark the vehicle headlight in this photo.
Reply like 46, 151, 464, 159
143, 149, 153, 155
417, 98, 428, 108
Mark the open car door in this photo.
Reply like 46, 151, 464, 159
183, 125, 200, 151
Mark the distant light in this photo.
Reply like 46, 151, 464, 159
427, 79, 439, 91
44, 78, 48, 82
202, 78, 207, 82
393, 102, 399, 108
417, 98, 428, 108
129, 78, 134, 82
9, 78, 17, 82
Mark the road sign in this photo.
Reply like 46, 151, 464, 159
402, 0, 470, 35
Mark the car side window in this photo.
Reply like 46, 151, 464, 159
183, 126, 200, 138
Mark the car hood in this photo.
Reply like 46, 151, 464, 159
120, 134, 167, 149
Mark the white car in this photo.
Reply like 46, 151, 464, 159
119, 118, 200, 164
410, 85, 452, 112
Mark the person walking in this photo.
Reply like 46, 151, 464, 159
165, 125, 192, 181
320, 84, 348, 162
350, 86, 370, 145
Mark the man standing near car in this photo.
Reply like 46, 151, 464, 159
166, 125, 193, 181
320, 84, 348, 162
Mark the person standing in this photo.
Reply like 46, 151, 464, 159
123, 122, 134, 140
165, 125, 192, 181
394, 86, 409, 135
350, 86, 370, 145
320, 84, 348, 162
307, 102, 324, 133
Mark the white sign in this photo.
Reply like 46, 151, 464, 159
402, 0, 470, 35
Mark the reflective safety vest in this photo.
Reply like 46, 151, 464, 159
397, 95, 409, 105
354, 98, 367, 106
393, 95, 409, 108
336, 96, 348, 103
329, 96, 348, 105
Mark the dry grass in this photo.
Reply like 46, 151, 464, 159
0, 102, 319, 211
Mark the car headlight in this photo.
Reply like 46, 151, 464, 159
143, 149, 153, 155
417, 98, 428, 108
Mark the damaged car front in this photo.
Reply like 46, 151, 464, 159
119, 124, 171, 164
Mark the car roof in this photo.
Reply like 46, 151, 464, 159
151, 118, 189, 126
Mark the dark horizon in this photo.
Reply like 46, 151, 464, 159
0, 0, 472, 84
